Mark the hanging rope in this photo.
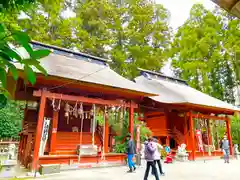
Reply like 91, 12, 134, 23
52, 94, 62, 111
78, 103, 84, 163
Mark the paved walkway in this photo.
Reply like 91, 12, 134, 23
38, 159, 240, 180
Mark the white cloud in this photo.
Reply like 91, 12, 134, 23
156, 0, 215, 30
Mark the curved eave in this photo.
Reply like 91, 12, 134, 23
211, 0, 240, 18
11, 71, 157, 99
172, 102, 238, 115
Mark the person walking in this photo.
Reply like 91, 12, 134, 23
220, 135, 230, 163
143, 137, 160, 180
126, 134, 136, 172
152, 138, 165, 176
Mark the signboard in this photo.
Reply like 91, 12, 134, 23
196, 129, 204, 152
39, 117, 51, 156
136, 125, 140, 153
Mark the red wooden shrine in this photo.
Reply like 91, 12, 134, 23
8, 41, 155, 171
135, 68, 238, 160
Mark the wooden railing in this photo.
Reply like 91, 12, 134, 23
151, 127, 186, 146
151, 128, 173, 137
172, 127, 185, 145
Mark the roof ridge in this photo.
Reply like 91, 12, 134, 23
137, 68, 187, 85
30, 40, 112, 63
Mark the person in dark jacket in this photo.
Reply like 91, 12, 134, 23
126, 134, 136, 172
221, 135, 230, 163
144, 137, 160, 180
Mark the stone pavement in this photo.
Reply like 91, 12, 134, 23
38, 159, 240, 180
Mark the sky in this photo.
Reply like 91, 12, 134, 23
156, 0, 216, 30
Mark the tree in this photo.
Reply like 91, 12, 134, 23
3, 0, 171, 79
231, 113, 240, 146
0, 0, 35, 10
0, 100, 24, 139
0, 23, 50, 96
109, 0, 171, 78
170, 4, 236, 103
0, 0, 51, 97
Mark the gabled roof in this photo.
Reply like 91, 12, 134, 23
135, 69, 238, 112
14, 42, 156, 96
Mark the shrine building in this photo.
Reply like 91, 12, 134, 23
6, 41, 156, 171
135, 68, 239, 160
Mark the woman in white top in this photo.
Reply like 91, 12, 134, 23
152, 138, 165, 176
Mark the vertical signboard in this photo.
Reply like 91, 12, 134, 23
39, 117, 51, 156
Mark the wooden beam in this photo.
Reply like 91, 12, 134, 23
187, 113, 229, 121
33, 90, 138, 108
32, 90, 47, 172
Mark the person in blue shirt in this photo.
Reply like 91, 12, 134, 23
126, 134, 136, 172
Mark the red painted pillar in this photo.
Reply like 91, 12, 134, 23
104, 114, 109, 153
129, 101, 134, 138
166, 136, 170, 146
184, 115, 188, 146
32, 90, 47, 172
50, 111, 59, 154
226, 118, 233, 155
207, 120, 212, 145
189, 112, 196, 161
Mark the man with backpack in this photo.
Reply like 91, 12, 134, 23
143, 137, 160, 180
220, 135, 230, 163
126, 134, 136, 172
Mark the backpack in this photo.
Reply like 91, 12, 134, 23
220, 140, 223, 149
146, 142, 155, 154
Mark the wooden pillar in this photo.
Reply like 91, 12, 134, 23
32, 90, 47, 172
50, 111, 59, 153
104, 114, 109, 153
166, 136, 170, 146
184, 114, 188, 146
18, 135, 23, 161
207, 120, 212, 145
189, 112, 196, 161
129, 101, 134, 138
226, 118, 233, 155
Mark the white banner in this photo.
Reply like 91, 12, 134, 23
39, 117, 51, 156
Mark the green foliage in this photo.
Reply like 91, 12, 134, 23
0, 0, 35, 10
0, 100, 25, 139
170, 4, 240, 103
230, 113, 240, 145
114, 142, 127, 153
3, 0, 171, 80
111, 110, 152, 153
0, 23, 50, 96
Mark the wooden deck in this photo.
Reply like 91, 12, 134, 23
38, 153, 126, 165
187, 150, 223, 160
